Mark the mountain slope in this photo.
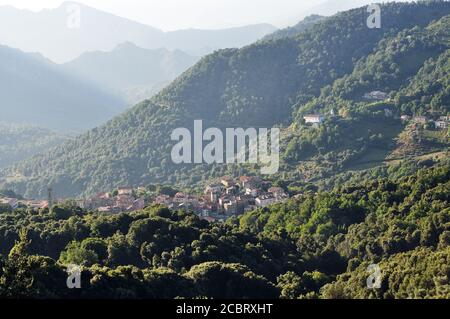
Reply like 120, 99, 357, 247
0, 124, 68, 169
0, 2, 276, 63
62, 43, 200, 105
283, 16, 450, 173
262, 15, 326, 41
394, 48, 450, 115
0, 44, 124, 132
2, 1, 450, 199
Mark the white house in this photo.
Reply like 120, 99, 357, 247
118, 187, 133, 196
303, 114, 325, 125
435, 121, 448, 129
255, 194, 277, 207
400, 115, 411, 122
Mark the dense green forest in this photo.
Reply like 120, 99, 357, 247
262, 14, 326, 41
0, 159, 448, 298
1, 1, 449, 199
0, 124, 68, 168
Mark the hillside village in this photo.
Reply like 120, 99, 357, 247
78, 176, 289, 222
0, 176, 290, 222
302, 91, 449, 130
0, 196, 50, 211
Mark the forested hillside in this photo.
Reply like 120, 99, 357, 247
282, 15, 450, 172
0, 159, 448, 298
1, 1, 449, 199
262, 15, 326, 41
0, 124, 68, 168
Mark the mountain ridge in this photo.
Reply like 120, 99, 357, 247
0, 44, 124, 132
0, 2, 277, 63
62, 42, 200, 105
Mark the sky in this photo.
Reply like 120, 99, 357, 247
0, 0, 328, 31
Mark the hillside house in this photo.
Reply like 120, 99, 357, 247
255, 193, 277, 208
363, 91, 388, 100
116, 194, 134, 209
435, 120, 448, 129
401, 115, 411, 122
118, 187, 133, 196
205, 184, 224, 194
90, 192, 113, 208
413, 116, 428, 124
268, 187, 288, 199
173, 192, 187, 204
219, 195, 235, 207
303, 114, 325, 125
97, 206, 112, 213
129, 198, 145, 211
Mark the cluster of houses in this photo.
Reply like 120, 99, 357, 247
77, 187, 146, 213
75, 176, 289, 221
153, 176, 289, 222
304, 111, 449, 130
302, 90, 448, 131
1, 177, 290, 222
401, 115, 449, 130
0, 197, 49, 210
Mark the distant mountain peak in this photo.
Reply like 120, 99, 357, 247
0, 3, 277, 63
114, 41, 140, 51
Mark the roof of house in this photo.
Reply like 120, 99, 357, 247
257, 193, 275, 200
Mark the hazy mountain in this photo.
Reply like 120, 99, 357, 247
1, 1, 449, 199
0, 44, 124, 132
0, 2, 277, 63
162, 24, 278, 56
62, 42, 200, 105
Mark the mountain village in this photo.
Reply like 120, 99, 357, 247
1, 175, 290, 222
